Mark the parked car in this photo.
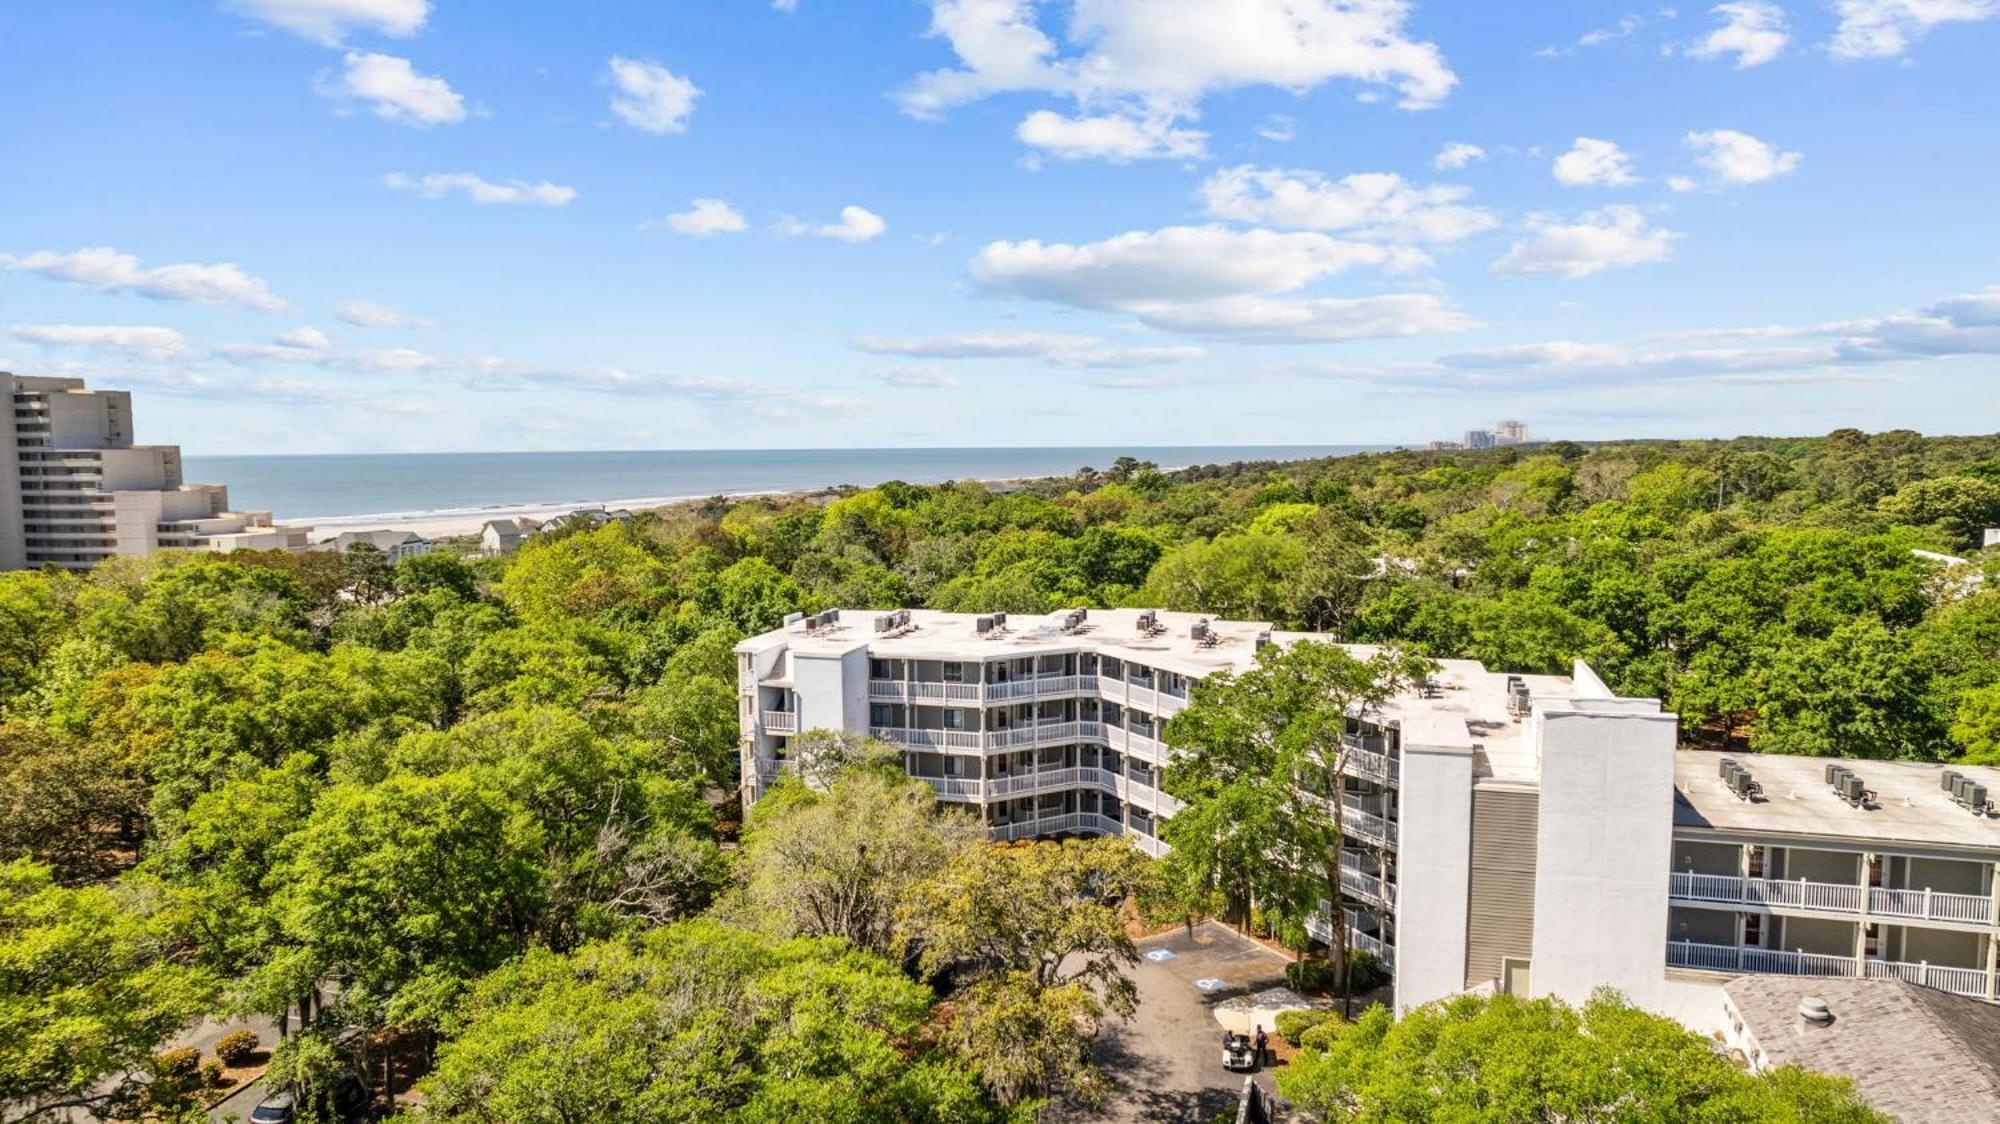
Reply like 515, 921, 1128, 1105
248, 1091, 295, 1123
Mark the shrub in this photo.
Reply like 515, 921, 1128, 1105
200, 1057, 227, 1087
1285, 958, 1336, 993
1297, 1018, 1348, 1050
1346, 949, 1387, 994
215, 1030, 261, 1066
1275, 1008, 1341, 1046
153, 1047, 200, 1080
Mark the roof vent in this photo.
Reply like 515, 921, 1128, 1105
975, 615, 995, 635
783, 611, 804, 628
1798, 997, 1833, 1027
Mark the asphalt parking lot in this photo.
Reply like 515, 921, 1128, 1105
1063, 920, 1294, 1123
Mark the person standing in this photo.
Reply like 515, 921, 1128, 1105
1253, 1025, 1269, 1066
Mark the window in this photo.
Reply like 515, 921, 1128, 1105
1743, 915, 1762, 947
870, 659, 893, 679
943, 708, 968, 731
942, 662, 965, 683
870, 704, 896, 727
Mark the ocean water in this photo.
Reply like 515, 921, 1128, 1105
183, 446, 1384, 522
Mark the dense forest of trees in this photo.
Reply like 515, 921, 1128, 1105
2, 428, 1996, 1120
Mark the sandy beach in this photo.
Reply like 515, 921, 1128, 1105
295, 494, 742, 540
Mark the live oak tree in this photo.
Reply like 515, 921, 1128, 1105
413, 921, 1006, 1124
731, 766, 981, 958
1160, 639, 1431, 1006
1278, 989, 1886, 1123
0, 860, 218, 1122
897, 836, 1157, 1111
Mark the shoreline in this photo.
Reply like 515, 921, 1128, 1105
293, 476, 1057, 540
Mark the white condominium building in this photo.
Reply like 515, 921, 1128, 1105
0, 373, 309, 570
736, 607, 2000, 1022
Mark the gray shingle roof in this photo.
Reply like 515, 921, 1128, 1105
1725, 975, 2000, 1122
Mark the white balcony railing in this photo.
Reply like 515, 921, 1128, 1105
1667, 940, 1994, 1000
760, 710, 797, 734
1339, 865, 1394, 908
1670, 872, 1993, 925
1304, 909, 1396, 970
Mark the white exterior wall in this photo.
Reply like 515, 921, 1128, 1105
791, 647, 869, 735
1394, 741, 1476, 1011
1527, 704, 1681, 1011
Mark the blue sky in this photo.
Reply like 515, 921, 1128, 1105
1, 0, 1996, 455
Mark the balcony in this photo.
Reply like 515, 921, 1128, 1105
1666, 940, 1994, 1001
1304, 907, 1397, 970
1340, 863, 1395, 909
1669, 872, 1995, 927
760, 710, 797, 734
988, 810, 1124, 843
1123, 776, 1184, 817
1340, 735, 1399, 785
873, 726, 984, 751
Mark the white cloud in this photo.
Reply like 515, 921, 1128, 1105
1685, 128, 1801, 185
1434, 141, 1485, 170
1015, 110, 1206, 162
968, 224, 1471, 343
1198, 166, 1498, 244
1048, 345, 1208, 368
383, 172, 577, 206
325, 52, 465, 127
773, 0, 798, 9
10, 323, 192, 361
275, 326, 331, 350
333, 299, 422, 327
1340, 284, 2000, 388
1491, 206, 1678, 278
650, 198, 748, 236
815, 205, 887, 242
607, 56, 700, 134
971, 225, 1396, 308
0, 246, 287, 312
1134, 293, 1477, 342
1688, 2, 1789, 67
1256, 114, 1297, 142
899, 0, 1456, 161
1828, 0, 1998, 59
877, 365, 960, 388
1553, 137, 1640, 186
1538, 13, 1646, 56
852, 331, 1096, 358
226, 0, 429, 46
1667, 175, 1700, 193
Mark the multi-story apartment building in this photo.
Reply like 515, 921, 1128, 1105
0, 373, 308, 570
736, 607, 2000, 1023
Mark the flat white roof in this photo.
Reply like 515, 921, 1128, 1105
739, 607, 1614, 782
1674, 751, 2000, 853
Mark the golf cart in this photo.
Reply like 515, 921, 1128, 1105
1222, 1031, 1257, 1071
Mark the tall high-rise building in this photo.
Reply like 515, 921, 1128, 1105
1463, 429, 1495, 449
0, 373, 309, 570
1494, 419, 1530, 445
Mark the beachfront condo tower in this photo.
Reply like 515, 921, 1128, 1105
0, 373, 310, 570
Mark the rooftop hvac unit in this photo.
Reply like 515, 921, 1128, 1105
897, 608, 911, 628
1190, 618, 1210, 642
1073, 607, 1089, 622
1136, 609, 1157, 632
803, 615, 821, 632
1965, 782, 1988, 812
783, 611, 804, 627
1942, 769, 1963, 792
874, 613, 897, 633
1840, 773, 1865, 804
1719, 757, 1738, 780
975, 615, 994, 635
1255, 630, 1273, 652
1729, 771, 1755, 799
820, 609, 840, 626
1825, 763, 1846, 785
992, 612, 1007, 628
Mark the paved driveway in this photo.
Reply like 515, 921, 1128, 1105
1063, 921, 1294, 1123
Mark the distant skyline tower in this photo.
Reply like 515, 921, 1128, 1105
1495, 419, 1530, 445
1464, 429, 1495, 449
